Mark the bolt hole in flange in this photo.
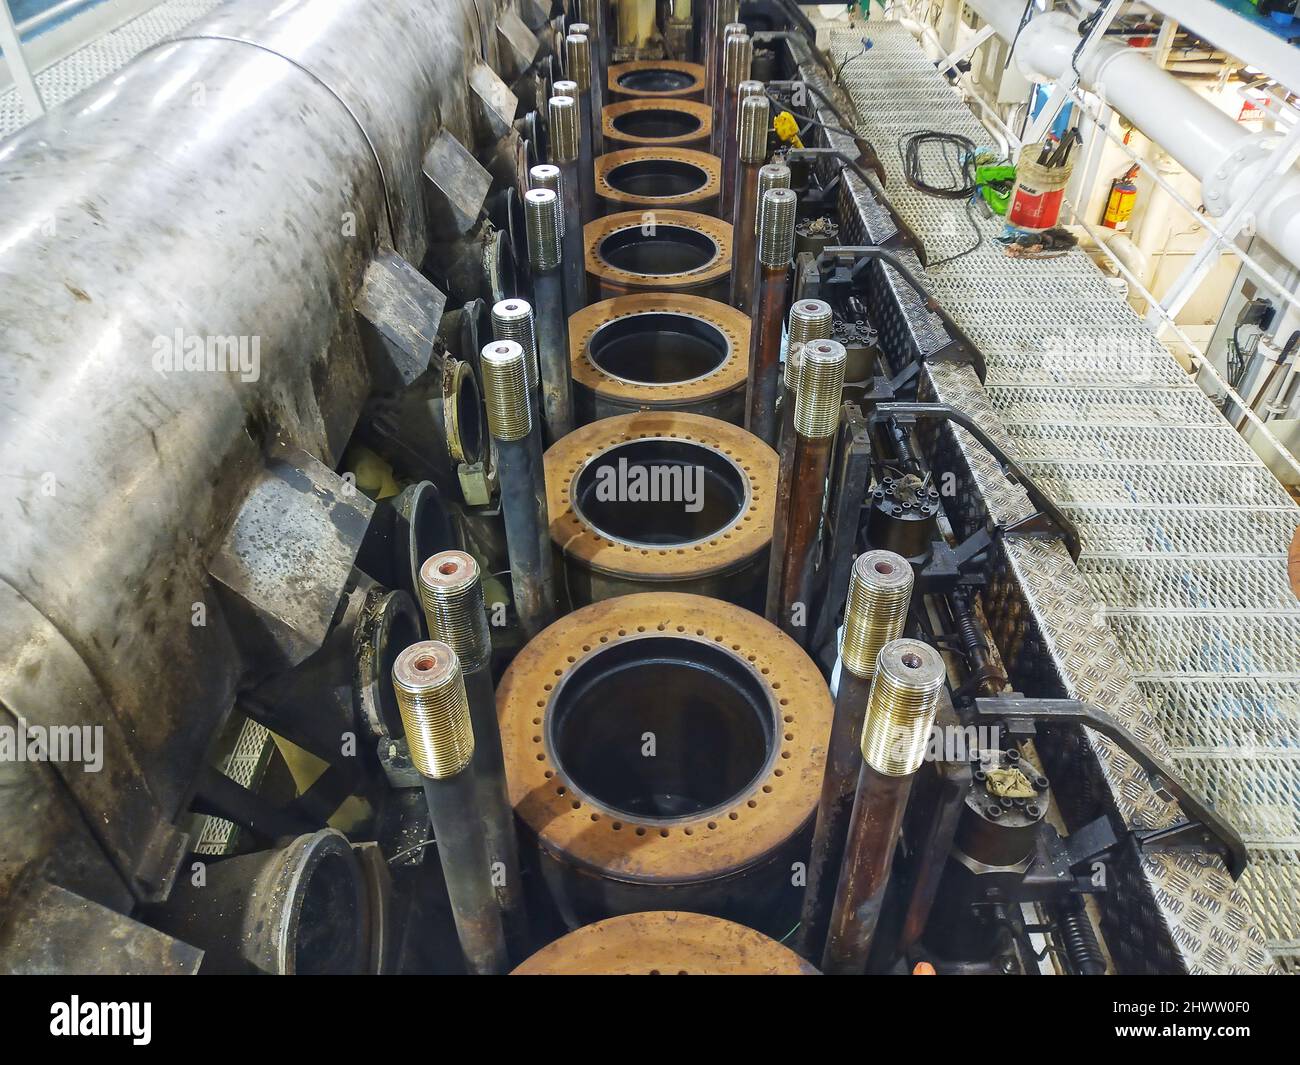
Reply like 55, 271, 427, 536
589, 312, 728, 386
548, 635, 777, 821
571, 437, 748, 548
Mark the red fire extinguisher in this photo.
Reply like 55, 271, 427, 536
1102, 165, 1139, 231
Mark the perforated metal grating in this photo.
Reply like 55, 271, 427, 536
819, 16, 1299, 970
0, 0, 220, 138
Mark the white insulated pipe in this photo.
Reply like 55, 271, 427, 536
964, 0, 1300, 269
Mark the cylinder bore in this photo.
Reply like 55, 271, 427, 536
595, 147, 720, 213
512, 912, 819, 974
608, 60, 706, 101
585, 210, 732, 300
497, 593, 833, 930
603, 99, 712, 148
543, 410, 776, 604
569, 295, 749, 423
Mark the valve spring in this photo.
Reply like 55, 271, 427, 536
392, 641, 475, 779
859, 638, 946, 777
480, 340, 533, 441
793, 338, 846, 439
418, 551, 492, 673
1057, 898, 1107, 975
840, 549, 914, 679
492, 299, 539, 396
524, 187, 562, 271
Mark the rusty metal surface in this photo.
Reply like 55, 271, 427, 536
511, 911, 819, 974
497, 592, 832, 883
568, 293, 749, 417
543, 411, 776, 585
602, 98, 713, 149
584, 209, 734, 299
594, 147, 722, 212
607, 60, 706, 101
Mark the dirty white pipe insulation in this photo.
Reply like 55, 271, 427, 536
962, 0, 1300, 270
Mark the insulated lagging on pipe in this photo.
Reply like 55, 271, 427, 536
774, 338, 846, 646
795, 550, 913, 960
822, 639, 946, 975
564, 34, 598, 224
480, 339, 557, 639
393, 641, 508, 975
717, 28, 759, 218
745, 186, 797, 447
524, 188, 575, 444
417, 550, 529, 962
548, 94, 588, 324
764, 297, 831, 623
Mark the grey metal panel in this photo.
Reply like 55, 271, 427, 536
815, 18, 1295, 972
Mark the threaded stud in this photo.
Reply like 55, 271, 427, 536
480, 340, 533, 441
418, 551, 492, 673
565, 34, 591, 93
392, 641, 475, 779
492, 299, 539, 396
524, 187, 562, 271
840, 549, 914, 679
785, 298, 833, 391
737, 94, 770, 165
793, 338, 846, 439
723, 32, 752, 90
859, 639, 946, 777
757, 186, 796, 267
549, 95, 579, 164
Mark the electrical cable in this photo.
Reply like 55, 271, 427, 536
897, 129, 989, 267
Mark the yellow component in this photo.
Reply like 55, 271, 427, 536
986, 766, 1036, 799
344, 444, 402, 500
773, 110, 803, 149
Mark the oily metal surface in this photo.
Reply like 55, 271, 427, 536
607, 60, 706, 100
601, 98, 713, 149
594, 147, 721, 211
584, 209, 733, 295
543, 410, 775, 580
497, 593, 832, 882
818, 18, 1292, 972
569, 293, 749, 411
511, 911, 819, 974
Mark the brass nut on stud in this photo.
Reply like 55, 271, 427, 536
392, 640, 474, 779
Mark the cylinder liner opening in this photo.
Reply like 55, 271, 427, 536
548, 635, 776, 822
618, 68, 696, 93
599, 224, 717, 276
570, 437, 748, 547
589, 312, 729, 386
611, 108, 702, 140
606, 158, 710, 199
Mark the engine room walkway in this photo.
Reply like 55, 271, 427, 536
824, 15, 1300, 972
